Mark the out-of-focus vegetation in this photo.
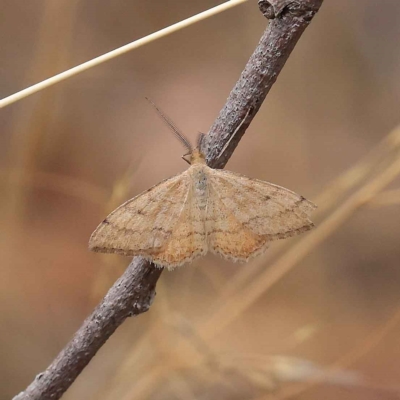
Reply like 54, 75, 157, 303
1, 1, 400, 399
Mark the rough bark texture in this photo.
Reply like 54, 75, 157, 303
205, 0, 323, 169
13, 1, 324, 399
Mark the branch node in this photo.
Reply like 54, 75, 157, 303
258, 0, 277, 19
258, 0, 320, 20
130, 288, 156, 316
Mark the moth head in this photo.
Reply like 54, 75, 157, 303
182, 148, 206, 165
179, 132, 205, 165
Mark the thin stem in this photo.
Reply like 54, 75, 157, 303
0, 0, 248, 109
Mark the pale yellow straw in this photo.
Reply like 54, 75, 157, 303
0, 0, 248, 109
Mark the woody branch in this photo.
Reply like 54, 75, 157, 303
13, 1, 324, 399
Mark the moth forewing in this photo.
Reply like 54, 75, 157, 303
89, 171, 192, 258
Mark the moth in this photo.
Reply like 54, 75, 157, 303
89, 100, 316, 269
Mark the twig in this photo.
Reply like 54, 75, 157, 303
206, 0, 323, 168
13, 1, 324, 399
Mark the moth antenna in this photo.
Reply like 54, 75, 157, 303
197, 132, 206, 152
216, 107, 252, 160
145, 97, 192, 152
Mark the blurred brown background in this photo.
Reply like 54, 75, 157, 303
1, 1, 400, 399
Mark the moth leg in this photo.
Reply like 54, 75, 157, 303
182, 151, 192, 165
